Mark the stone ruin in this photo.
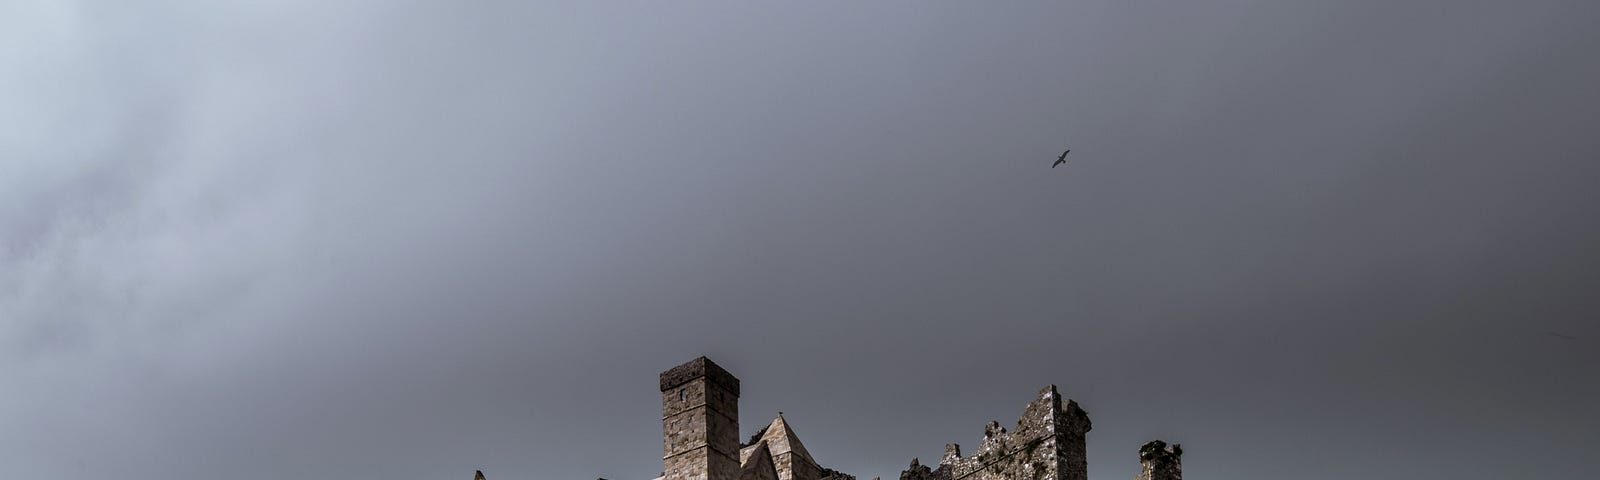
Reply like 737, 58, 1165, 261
898, 385, 1090, 480
642, 356, 1184, 480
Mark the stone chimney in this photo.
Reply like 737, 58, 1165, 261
1134, 440, 1182, 480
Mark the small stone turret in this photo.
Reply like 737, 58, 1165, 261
1134, 440, 1182, 480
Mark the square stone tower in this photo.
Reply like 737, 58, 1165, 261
661, 356, 741, 480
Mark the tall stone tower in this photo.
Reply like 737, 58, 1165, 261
1134, 440, 1182, 480
661, 356, 741, 480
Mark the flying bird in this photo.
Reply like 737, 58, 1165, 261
1547, 331, 1576, 340
1052, 149, 1071, 168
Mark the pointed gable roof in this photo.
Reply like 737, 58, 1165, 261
739, 440, 781, 480
755, 414, 817, 468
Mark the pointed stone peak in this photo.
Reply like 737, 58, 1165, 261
745, 439, 772, 458
739, 440, 780, 480
757, 414, 817, 467
474, 470, 486, 480
940, 444, 962, 466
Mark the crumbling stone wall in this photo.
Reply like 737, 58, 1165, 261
818, 467, 857, 480
900, 386, 1092, 480
1133, 441, 1181, 480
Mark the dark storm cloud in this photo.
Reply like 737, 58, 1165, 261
3, 1, 1597, 479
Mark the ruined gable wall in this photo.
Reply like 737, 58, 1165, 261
901, 386, 1091, 480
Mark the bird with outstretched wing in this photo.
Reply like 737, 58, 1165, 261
1052, 149, 1070, 168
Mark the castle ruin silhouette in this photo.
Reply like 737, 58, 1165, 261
653, 356, 1182, 480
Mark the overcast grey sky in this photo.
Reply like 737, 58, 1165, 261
4, 1, 1599, 479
